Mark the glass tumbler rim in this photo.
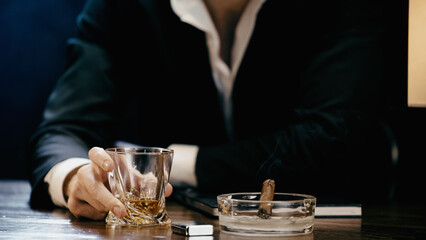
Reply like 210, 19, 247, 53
105, 147, 174, 155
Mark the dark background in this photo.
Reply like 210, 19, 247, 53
0, 0, 86, 178
0, 1, 424, 203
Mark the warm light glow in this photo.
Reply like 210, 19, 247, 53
408, 0, 426, 107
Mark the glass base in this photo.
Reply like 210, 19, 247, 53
105, 211, 171, 226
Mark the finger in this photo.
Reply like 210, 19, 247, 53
83, 180, 127, 218
68, 197, 108, 220
165, 183, 173, 197
88, 147, 114, 172
74, 164, 127, 219
91, 161, 110, 183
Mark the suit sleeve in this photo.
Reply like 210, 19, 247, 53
29, 0, 119, 208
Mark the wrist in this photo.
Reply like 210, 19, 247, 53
43, 158, 91, 207
63, 166, 81, 202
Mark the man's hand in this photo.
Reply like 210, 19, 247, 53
64, 147, 173, 220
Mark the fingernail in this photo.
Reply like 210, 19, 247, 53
102, 160, 109, 170
113, 206, 123, 218
113, 206, 126, 218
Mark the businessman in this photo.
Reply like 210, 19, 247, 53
29, 0, 393, 220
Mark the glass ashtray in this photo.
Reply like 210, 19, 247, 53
217, 192, 316, 236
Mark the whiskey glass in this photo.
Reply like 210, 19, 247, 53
105, 147, 173, 226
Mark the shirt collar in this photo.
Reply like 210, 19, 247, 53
170, 0, 267, 140
170, 0, 214, 34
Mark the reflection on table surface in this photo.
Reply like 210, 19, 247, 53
1, 180, 425, 239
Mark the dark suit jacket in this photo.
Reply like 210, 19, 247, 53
29, 0, 393, 208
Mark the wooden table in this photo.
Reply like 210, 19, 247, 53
1, 180, 425, 239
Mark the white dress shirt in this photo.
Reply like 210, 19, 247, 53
44, 0, 266, 208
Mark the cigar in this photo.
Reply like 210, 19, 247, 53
257, 179, 275, 219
